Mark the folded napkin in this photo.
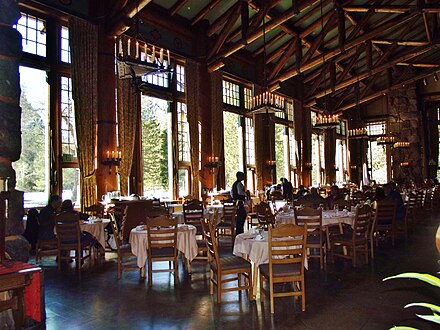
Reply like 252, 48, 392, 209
136, 225, 145, 231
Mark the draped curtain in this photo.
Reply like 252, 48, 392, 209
210, 70, 224, 189
117, 78, 138, 196
69, 17, 98, 209
185, 59, 200, 198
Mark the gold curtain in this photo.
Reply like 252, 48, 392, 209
69, 17, 98, 209
210, 70, 224, 189
185, 59, 200, 198
117, 78, 138, 196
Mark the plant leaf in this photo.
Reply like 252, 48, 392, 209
389, 326, 418, 330
383, 273, 440, 288
405, 302, 440, 314
414, 314, 440, 324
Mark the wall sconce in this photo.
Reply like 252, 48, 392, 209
204, 156, 222, 170
266, 160, 276, 170
400, 162, 410, 167
102, 150, 122, 174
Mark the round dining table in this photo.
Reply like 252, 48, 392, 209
80, 218, 110, 248
129, 224, 198, 269
275, 209, 355, 227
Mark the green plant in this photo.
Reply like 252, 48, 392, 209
383, 272, 440, 329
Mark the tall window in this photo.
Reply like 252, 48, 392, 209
176, 64, 185, 92
335, 139, 348, 184
60, 76, 76, 158
244, 87, 253, 110
141, 96, 172, 199
245, 118, 255, 165
223, 112, 242, 189
366, 121, 388, 184
222, 80, 240, 107
275, 124, 287, 181
289, 127, 298, 187
60, 26, 71, 63
14, 12, 47, 57
14, 66, 49, 208
311, 133, 325, 186
177, 102, 189, 162
438, 108, 440, 179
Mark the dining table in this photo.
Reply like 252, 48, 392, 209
275, 209, 355, 227
233, 230, 308, 297
129, 224, 198, 275
80, 218, 111, 249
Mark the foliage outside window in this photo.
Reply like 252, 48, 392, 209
60, 26, 71, 63
286, 100, 294, 122
177, 102, 190, 162
223, 112, 241, 189
222, 80, 240, 107
14, 66, 49, 208
245, 117, 255, 165
275, 124, 287, 182
311, 111, 317, 126
60, 76, 76, 158
176, 64, 185, 92
335, 139, 348, 184
311, 133, 325, 186
367, 140, 388, 184
141, 96, 171, 198
14, 12, 47, 57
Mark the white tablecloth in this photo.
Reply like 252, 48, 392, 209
275, 210, 354, 227
129, 224, 198, 268
233, 231, 308, 269
80, 218, 110, 248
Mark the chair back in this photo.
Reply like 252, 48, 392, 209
201, 218, 220, 269
352, 204, 372, 239
109, 213, 123, 252
222, 200, 237, 227
268, 224, 307, 269
332, 199, 351, 211
374, 199, 396, 227
146, 215, 178, 257
294, 207, 322, 232
183, 199, 204, 236
84, 204, 104, 216
256, 202, 275, 228
55, 212, 82, 246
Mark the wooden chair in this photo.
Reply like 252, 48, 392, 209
84, 204, 104, 216
372, 199, 396, 247
331, 204, 372, 267
332, 199, 351, 211
201, 218, 252, 303
109, 213, 138, 279
55, 212, 93, 270
183, 199, 208, 265
35, 238, 58, 263
146, 215, 178, 287
405, 193, 417, 226
215, 200, 236, 243
294, 207, 325, 270
259, 224, 307, 314
256, 202, 275, 229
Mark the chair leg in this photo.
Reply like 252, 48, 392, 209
248, 270, 253, 299
148, 260, 152, 287
331, 242, 335, 263
217, 273, 222, 303
320, 247, 324, 270
57, 249, 61, 271
301, 280, 306, 312
174, 259, 178, 284
352, 247, 356, 267
269, 281, 275, 314
209, 269, 214, 295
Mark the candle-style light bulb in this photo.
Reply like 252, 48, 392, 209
135, 41, 139, 59
152, 46, 156, 62
127, 39, 131, 56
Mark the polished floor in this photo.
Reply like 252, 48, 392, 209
27, 214, 439, 330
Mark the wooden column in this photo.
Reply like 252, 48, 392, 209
300, 105, 312, 187
325, 129, 336, 184
95, 27, 118, 199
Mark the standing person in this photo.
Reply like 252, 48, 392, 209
38, 194, 62, 240
280, 177, 294, 201
231, 171, 247, 235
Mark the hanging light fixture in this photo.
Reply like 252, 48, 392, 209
115, 2, 172, 83
393, 141, 410, 148
348, 81, 368, 139
249, 4, 286, 115
376, 135, 396, 145
313, 0, 339, 129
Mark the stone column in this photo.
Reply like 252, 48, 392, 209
0, 1, 30, 262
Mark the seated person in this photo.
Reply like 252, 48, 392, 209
325, 185, 345, 209
374, 186, 386, 202
61, 200, 89, 220
298, 187, 326, 206
58, 200, 99, 246
296, 185, 308, 197
383, 183, 405, 222
270, 184, 283, 200
38, 195, 62, 240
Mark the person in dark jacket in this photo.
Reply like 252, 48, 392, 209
231, 171, 246, 235
38, 195, 62, 240
280, 178, 294, 201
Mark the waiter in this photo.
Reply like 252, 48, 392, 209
231, 171, 247, 235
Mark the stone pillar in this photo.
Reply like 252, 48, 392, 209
0, 1, 30, 262
389, 77, 423, 186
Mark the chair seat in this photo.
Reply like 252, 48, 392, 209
211, 256, 251, 271
259, 263, 301, 278
332, 233, 367, 243
150, 247, 175, 258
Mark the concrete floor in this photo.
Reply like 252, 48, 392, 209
27, 214, 439, 330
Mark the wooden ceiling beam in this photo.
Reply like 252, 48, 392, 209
210, 6, 300, 64
191, 0, 223, 26
306, 63, 329, 98
343, 4, 440, 14
371, 39, 430, 46
253, 31, 286, 57
268, 39, 297, 80
423, 13, 432, 43
170, 0, 188, 16
396, 62, 440, 68
207, 2, 242, 59
266, 43, 289, 63
335, 45, 362, 85
226, 5, 265, 44
304, 45, 433, 106
271, 13, 417, 85
241, 0, 250, 40
300, 10, 336, 65
107, 0, 153, 35
207, 2, 238, 37
338, 67, 440, 112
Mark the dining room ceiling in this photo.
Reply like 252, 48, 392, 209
130, 0, 440, 113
